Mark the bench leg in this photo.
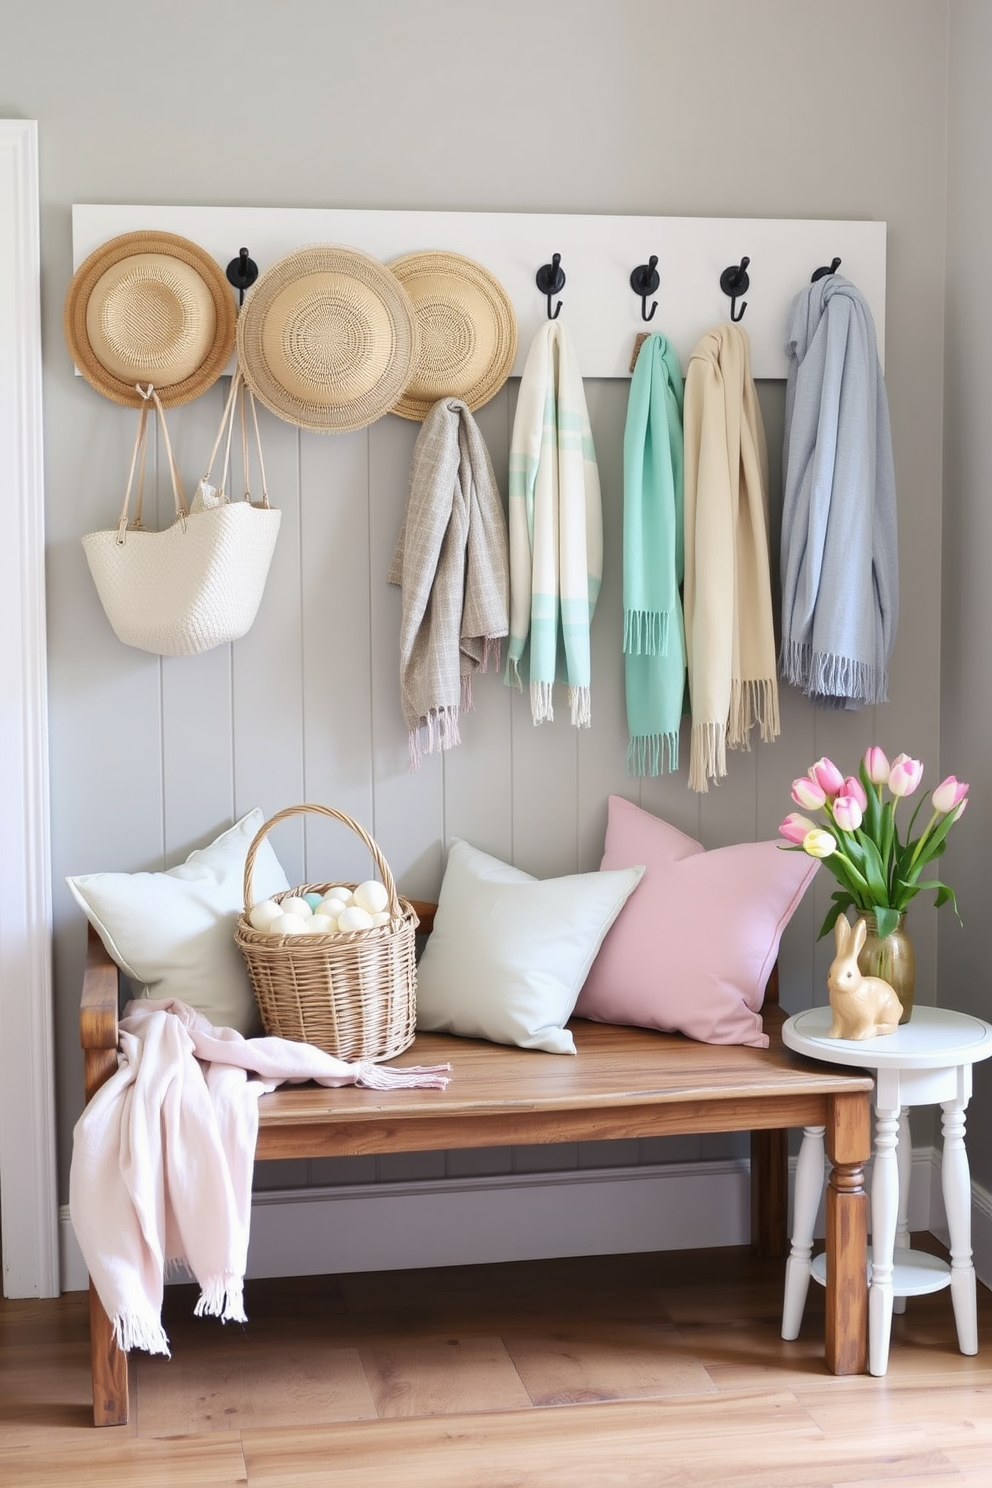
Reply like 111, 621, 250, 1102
823, 1089, 870, 1375
90, 1280, 129, 1426
750, 1127, 788, 1258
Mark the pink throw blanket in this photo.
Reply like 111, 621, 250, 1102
69, 998, 450, 1356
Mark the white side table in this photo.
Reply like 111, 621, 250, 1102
781, 1005, 992, 1376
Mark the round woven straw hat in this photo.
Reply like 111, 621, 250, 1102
63, 231, 236, 408
387, 251, 517, 421
236, 244, 418, 434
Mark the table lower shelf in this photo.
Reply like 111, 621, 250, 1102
812, 1247, 951, 1298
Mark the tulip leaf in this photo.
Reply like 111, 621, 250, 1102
870, 905, 901, 940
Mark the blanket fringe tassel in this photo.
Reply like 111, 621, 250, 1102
356, 1061, 452, 1091
626, 730, 679, 778
112, 1310, 171, 1358
194, 1272, 247, 1325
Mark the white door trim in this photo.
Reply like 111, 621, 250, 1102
0, 119, 59, 1297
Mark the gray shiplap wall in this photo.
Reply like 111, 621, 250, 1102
54, 367, 893, 1197
8, 0, 951, 1206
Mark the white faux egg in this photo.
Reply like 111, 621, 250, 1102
353, 879, 389, 915
318, 895, 349, 920
336, 905, 375, 933
370, 911, 391, 927
268, 912, 309, 936
306, 914, 337, 935
280, 896, 313, 919
248, 899, 284, 931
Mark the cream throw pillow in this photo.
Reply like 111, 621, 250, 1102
67, 808, 289, 1035
415, 838, 644, 1054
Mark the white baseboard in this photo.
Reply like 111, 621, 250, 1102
60, 1145, 990, 1295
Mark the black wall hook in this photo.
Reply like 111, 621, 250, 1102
535, 253, 566, 319
629, 255, 660, 322
719, 257, 750, 322
226, 247, 259, 307
811, 256, 842, 283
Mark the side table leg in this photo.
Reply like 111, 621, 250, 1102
893, 1107, 912, 1315
824, 1090, 869, 1375
941, 1097, 978, 1355
869, 1103, 901, 1376
782, 1125, 825, 1339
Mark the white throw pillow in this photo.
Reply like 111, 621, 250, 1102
67, 808, 289, 1035
415, 838, 644, 1054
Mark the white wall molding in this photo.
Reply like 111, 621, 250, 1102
71, 204, 887, 379
60, 1146, 965, 1295
0, 119, 59, 1299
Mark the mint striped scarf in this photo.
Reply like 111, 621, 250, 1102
623, 334, 686, 776
504, 321, 601, 727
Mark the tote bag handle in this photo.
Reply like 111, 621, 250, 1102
202, 369, 272, 510
115, 384, 188, 543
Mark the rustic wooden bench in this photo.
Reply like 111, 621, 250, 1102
79, 910, 873, 1426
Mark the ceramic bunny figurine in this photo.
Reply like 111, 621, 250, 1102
826, 913, 903, 1040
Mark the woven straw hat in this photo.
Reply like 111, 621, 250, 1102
63, 231, 236, 408
387, 251, 517, 421
236, 244, 418, 434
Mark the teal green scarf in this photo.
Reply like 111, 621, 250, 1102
623, 334, 686, 775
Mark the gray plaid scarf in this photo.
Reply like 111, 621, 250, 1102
389, 399, 509, 770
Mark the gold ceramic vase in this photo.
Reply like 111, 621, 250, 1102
857, 912, 915, 1024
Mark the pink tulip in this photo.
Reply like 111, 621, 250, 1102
779, 813, 817, 845
792, 776, 827, 810
953, 798, 968, 822
808, 757, 845, 797
888, 754, 924, 797
932, 775, 969, 814
832, 795, 864, 833
863, 746, 890, 786
842, 775, 868, 811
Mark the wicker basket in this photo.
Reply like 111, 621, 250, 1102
234, 803, 419, 1061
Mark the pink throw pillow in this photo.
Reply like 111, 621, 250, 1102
574, 796, 818, 1048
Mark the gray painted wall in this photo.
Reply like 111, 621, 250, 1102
942, 1, 992, 1191
0, 0, 954, 1203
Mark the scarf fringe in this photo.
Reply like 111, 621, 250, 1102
568, 685, 592, 729
531, 680, 554, 724
505, 656, 523, 691
623, 608, 671, 658
356, 1061, 452, 1091
481, 636, 502, 673
779, 640, 884, 705
689, 722, 727, 793
194, 1272, 247, 1324
112, 1309, 171, 1357
728, 677, 781, 749
626, 731, 679, 777
408, 707, 462, 771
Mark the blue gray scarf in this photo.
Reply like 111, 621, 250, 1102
779, 275, 898, 707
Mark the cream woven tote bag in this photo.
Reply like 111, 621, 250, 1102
83, 378, 281, 656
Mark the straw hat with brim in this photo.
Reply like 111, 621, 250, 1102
63, 231, 236, 408
236, 245, 418, 434
387, 251, 518, 422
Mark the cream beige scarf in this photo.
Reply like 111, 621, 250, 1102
682, 324, 779, 792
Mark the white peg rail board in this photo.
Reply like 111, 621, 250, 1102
71, 205, 887, 379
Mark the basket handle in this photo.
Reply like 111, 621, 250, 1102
243, 803, 403, 918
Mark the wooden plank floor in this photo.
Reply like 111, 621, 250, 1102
2, 1237, 990, 1486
